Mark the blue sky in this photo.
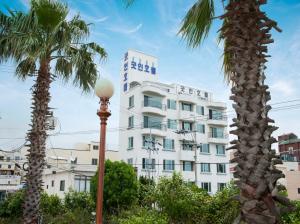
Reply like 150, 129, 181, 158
0, 0, 300, 150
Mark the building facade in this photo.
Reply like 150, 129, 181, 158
0, 150, 23, 200
119, 50, 230, 194
42, 142, 119, 198
278, 133, 300, 165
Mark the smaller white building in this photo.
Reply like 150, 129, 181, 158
43, 142, 119, 198
0, 150, 23, 200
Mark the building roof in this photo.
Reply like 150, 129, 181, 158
279, 138, 300, 145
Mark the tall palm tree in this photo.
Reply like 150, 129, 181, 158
179, 0, 293, 223
0, 0, 106, 223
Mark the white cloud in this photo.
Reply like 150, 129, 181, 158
107, 23, 143, 35
270, 80, 296, 97
19, 0, 29, 8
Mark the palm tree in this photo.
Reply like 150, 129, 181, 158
0, 0, 106, 223
179, 0, 293, 223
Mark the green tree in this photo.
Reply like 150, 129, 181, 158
137, 176, 155, 207
90, 160, 138, 214
64, 190, 95, 214
0, 1, 106, 223
178, 0, 293, 223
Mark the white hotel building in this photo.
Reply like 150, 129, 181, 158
119, 50, 230, 194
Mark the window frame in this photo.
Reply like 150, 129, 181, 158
217, 163, 226, 174
60, 180, 65, 191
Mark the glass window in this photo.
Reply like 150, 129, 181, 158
181, 103, 193, 111
218, 183, 227, 191
51, 180, 54, 187
60, 180, 65, 191
15, 156, 20, 161
211, 127, 225, 138
201, 163, 211, 173
127, 158, 133, 165
167, 99, 177, 110
182, 121, 193, 131
128, 137, 134, 149
183, 161, 193, 171
201, 182, 211, 193
163, 139, 174, 150
92, 158, 98, 165
144, 95, 162, 109
217, 163, 226, 174
74, 176, 91, 192
6, 157, 10, 162
209, 109, 223, 120
200, 144, 210, 153
143, 116, 163, 130
163, 160, 175, 171
216, 145, 225, 155
196, 124, 205, 133
196, 106, 204, 115
142, 158, 155, 170
129, 95, 134, 108
93, 145, 98, 150
182, 141, 193, 151
128, 116, 134, 128
167, 119, 177, 129
143, 135, 155, 149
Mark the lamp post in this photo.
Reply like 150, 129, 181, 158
95, 78, 114, 224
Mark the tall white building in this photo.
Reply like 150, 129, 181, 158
119, 50, 230, 194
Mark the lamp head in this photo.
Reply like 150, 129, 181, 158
95, 78, 114, 99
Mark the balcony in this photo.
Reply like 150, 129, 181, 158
142, 84, 167, 96
180, 148, 195, 161
142, 100, 167, 116
141, 123, 167, 137
178, 94, 198, 104
207, 101, 226, 109
207, 116, 228, 126
208, 132, 228, 144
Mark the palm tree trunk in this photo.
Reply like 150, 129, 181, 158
23, 59, 51, 224
222, 0, 293, 223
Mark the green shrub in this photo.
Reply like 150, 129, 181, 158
0, 190, 24, 218
64, 190, 95, 214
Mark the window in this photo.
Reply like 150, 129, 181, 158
128, 116, 134, 128
74, 176, 91, 192
218, 183, 226, 191
144, 95, 162, 109
92, 158, 98, 165
163, 139, 174, 150
51, 180, 54, 187
60, 180, 65, 191
216, 145, 225, 155
0, 165, 1, 168
167, 119, 177, 129
71, 157, 77, 164
163, 160, 175, 171
127, 158, 133, 165
0, 156, 4, 161
182, 141, 193, 151
196, 106, 204, 115
200, 144, 210, 154
93, 145, 98, 150
210, 127, 225, 138
6, 157, 10, 162
201, 163, 211, 173
201, 182, 211, 192
209, 109, 223, 120
167, 99, 176, 110
142, 158, 155, 170
182, 121, 193, 131
298, 188, 300, 194
143, 135, 156, 148
196, 124, 205, 133
183, 161, 194, 171
128, 137, 134, 149
129, 95, 134, 108
181, 103, 193, 111
8, 165, 11, 169
15, 156, 20, 161
143, 115, 163, 130
217, 163, 226, 174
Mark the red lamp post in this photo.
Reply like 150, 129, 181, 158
95, 78, 114, 224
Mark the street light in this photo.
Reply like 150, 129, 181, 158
95, 78, 114, 224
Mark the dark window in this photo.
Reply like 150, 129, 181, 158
218, 183, 226, 191
51, 180, 54, 187
8, 165, 11, 169
128, 137, 134, 149
93, 145, 99, 150
201, 182, 211, 192
182, 121, 193, 131
298, 188, 300, 194
183, 161, 194, 171
217, 163, 226, 173
181, 103, 193, 111
60, 180, 65, 191
142, 158, 155, 170
163, 160, 175, 171
129, 95, 134, 108
128, 116, 134, 128
92, 158, 98, 165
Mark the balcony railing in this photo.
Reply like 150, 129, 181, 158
208, 132, 228, 139
143, 100, 166, 110
208, 115, 227, 121
142, 122, 167, 131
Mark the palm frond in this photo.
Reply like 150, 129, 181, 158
178, 0, 214, 48
55, 57, 72, 81
15, 57, 36, 80
85, 42, 107, 60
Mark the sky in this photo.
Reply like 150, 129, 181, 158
0, 0, 300, 151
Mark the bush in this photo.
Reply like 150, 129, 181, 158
137, 176, 155, 207
282, 201, 300, 224
64, 190, 95, 214
90, 160, 138, 214
45, 208, 93, 224
0, 190, 24, 218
